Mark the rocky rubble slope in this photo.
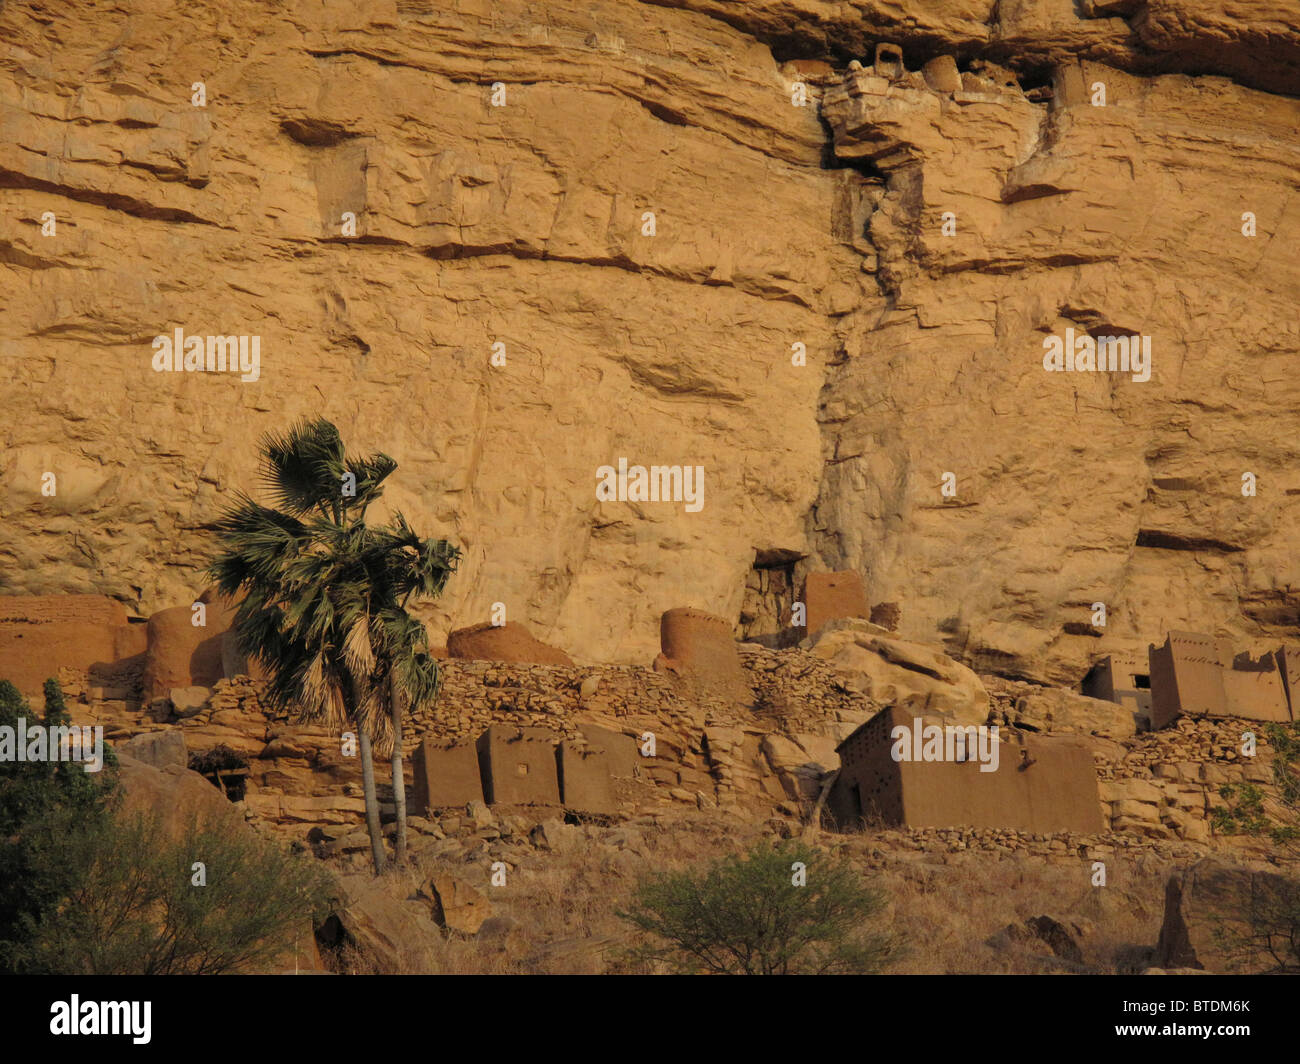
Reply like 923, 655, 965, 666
58, 640, 1291, 862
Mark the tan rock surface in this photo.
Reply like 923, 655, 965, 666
115, 753, 243, 836
1154, 857, 1300, 972
426, 873, 493, 936
327, 873, 440, 972
817, 50, 1300, 686
808, 618, 991, 725
0, 0, 1295, 689
1012, 688, 1139, 739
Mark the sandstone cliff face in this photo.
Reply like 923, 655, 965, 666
1, 0, 1296, 683
817, 50, 1300, 685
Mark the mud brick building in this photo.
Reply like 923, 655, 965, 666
475, 725, 562, 806
0, 594, 145, 696
828, 705, 1104, 834
802, 570, 869, 637
412, 740, 485, 810
1081, 653, 1153, 720
1147, 632, 1295, 730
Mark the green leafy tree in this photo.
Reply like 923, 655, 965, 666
1213, 721, 1300, 851
1208, 720, 1300, 971
0, 679, 119, 971
7, 806, 334, 974
0, 679, 116, 834
208, 418, 459, 873
619, 840, 903, 974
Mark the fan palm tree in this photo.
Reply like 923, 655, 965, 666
207, 419, 459, 874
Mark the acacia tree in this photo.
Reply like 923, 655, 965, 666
1210, 721, 1300, 971
208, 418, 459, 874
619, 840, 903, 975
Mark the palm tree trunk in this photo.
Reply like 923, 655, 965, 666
358, 727, 386, 875
390, 678, 408, 865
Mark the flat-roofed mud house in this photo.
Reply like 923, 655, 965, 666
1081, 653, 1152, 720
827, 705, 1104, 833
1147, 632, 1296, 730
1082, 634, 1300, 731
411, 723, 640, 816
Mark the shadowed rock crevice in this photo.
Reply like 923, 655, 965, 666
280, 117, 364, 147
0, 168, 217, 225
1134, 530, 1245, 553
646, 0, 1300, 96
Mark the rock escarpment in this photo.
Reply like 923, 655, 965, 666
1, 0, 1296, 686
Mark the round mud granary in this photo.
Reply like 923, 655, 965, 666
655, 607, 752, 705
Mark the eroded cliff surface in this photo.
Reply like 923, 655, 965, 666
1, 0, 1297, 682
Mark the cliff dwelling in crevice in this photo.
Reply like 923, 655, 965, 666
738, 548, 804, 648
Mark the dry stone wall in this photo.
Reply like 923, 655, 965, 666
41, 635, 1294, 862
986, 674, 1290, 847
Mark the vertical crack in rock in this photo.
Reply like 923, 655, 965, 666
805, 33, 1300, 683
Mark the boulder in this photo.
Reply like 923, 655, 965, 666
530, 817, 582, 853
466, 798, 494, 827
323, 874, 439, 973
988, 915, 1086, 964
791, 732, 841, 772
318, 832, 372, 857
115, 753, 243, 837
986, 915, 1090, 971
425, 873, 492, 935
760, 733, 825, 803
1024, 915, 1085, 964
1111, 799, 1160, 822
447, 621, 573, 665
264, 921, 328, 975
1099, 779, 1163, 804
170, 685, 212, 718
807, 619, 989, 726
113, 754, 329, 973
759, 733, 808, 772
118, 729, 187, 770
1014, 688, 1138, 738
1154, 858, 1300, 972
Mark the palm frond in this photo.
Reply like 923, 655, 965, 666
344, 451, 399, 517
342, 614, 376, 681
208, 421, 459, 744
259, 418, 347, 517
